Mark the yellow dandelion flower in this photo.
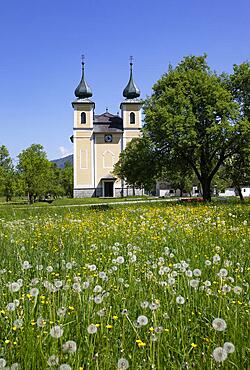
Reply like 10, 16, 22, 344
106, 324, 113, 329
112, 315, 118, 320
191, 343, 198, 348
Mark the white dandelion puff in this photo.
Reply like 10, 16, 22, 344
116, 256, 125, 264
212, 347, 228, 362
87, 324, 97, 334
50, 325, 64, 338
47, 355, 59, 366
10, 363, 20, 370
193, 269, 201, 277
37, 317, 46, 327
140, 301, 149, 309
62, 340, 77, 353
213, 255, 221, 264
189, 279, 200, 289
30, 288, 39, 297
57, 307, 67, 318
59, 364, 72, 370
233, 286, 242, 294
212, 318, 227, 331
0, 359, 6, 368
8, 282, 21, 293
117, 357, 129, 369
137, 315, 148, 326
13, 319, 23, 329
176, 295, 185, 304
94, 295, 103, 304
223, 342, 235, 353
46, 266, 53, 273
6, 302, 16, 311
65, 262, 73, 269
218, 268, 228, 278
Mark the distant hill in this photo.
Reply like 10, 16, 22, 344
51, 154, 73, 169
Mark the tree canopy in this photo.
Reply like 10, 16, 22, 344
143, 55, 250, 201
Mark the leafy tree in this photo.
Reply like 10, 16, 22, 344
17, 144, 53, 204
161, 160, 194, 196
144, 55, 249, 201
230, 61, 250, 121
219, 61, 250, 200
219, 150, 250, 201
0, 145, 15, 201
60, 162, 73, 197
113, 136, 159, 192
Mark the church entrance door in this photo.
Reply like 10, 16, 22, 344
104, 181, 114, 197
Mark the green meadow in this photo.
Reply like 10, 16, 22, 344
0, 201, 249, 369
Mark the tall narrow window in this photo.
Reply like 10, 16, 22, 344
81, 112, 86, 124
130, 112, 135, 124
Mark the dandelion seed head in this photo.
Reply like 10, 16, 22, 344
117, 357, 129, 369
87, 324, 97, 334
59, 364, 72, 370
176, 295, 185, 304
8, 282, 21, 293
212, 318, 227, 331
233, 286, 242, 294
30, 288, 39, 297
62, 340, 77, 353
212, 347, 228, 362
47, 355, 59, 366
137, 315, 148, 326
50, 325, 63, 338
0, 358, 6, 368
193, 269, 201, 277
223, 342, 235, 353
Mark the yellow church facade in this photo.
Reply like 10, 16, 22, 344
72, 60, 143, 197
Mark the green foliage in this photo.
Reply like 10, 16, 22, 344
113, 135, 159, 191
0, 145, 15, 201
60, 162, 73, 197
17, 144, 55, 203
230, 61, 250, 121
144, 55, 250, 201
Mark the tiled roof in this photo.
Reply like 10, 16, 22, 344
94, 112, 123, 133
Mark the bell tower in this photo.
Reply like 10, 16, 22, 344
72, 57, 95, 197
120, 57, 142, 149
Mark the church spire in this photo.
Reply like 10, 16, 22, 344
74, 55, 93, 99
123, 57, 140, 99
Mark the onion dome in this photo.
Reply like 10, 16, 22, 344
123, 59, 140, 99
74, 58, 92, 98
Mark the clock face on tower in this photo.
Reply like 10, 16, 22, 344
104, 134, 113, 143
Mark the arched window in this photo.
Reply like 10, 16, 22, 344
81, 112, 86, 124
130, 112, 135, 124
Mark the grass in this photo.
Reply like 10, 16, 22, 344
0, 201, 249, 369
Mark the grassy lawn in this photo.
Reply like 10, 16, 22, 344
0, 201, 249, 369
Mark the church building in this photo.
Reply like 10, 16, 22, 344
72, 59, 143, 198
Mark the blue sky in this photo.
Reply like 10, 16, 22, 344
0, 0, 249, 161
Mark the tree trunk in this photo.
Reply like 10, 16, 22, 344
236, 186, 244, 202
28, 193, 34, 204
201, 179, 211, 202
